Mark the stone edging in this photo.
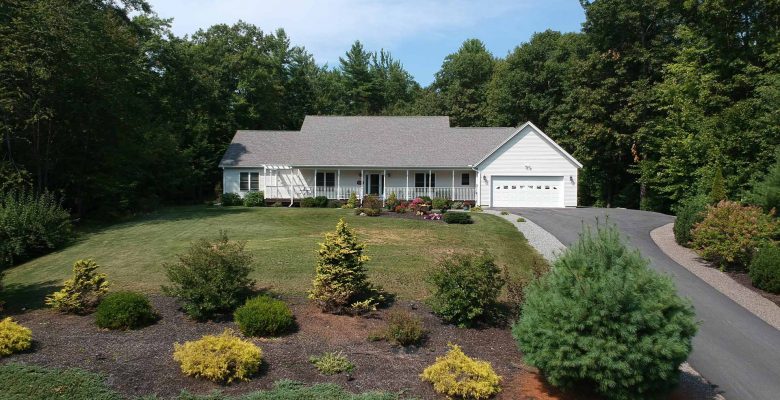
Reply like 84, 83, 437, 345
651, 223, 780, 331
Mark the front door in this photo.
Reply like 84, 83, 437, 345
367, 173, 383, 195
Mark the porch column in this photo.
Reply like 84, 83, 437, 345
360, 169, 364, 201
263, 166, 267, 196
314, 168, 317, 197
382, 169, 387, 206
405, 170, 409, 200
451, 170, 455, 201
337, 169, 341, 199
428, 169, 432, 198
289, 169, 294, 207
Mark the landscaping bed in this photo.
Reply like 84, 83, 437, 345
724, 270, 780, 307
2, 294, 527, 399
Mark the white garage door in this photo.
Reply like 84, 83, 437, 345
492, 176, 564, 208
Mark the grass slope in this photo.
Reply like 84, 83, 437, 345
3, 206, 542, 307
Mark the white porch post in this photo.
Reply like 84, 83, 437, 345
428, 169, 432, 198
451, 170, 455, 201
360, 169, 364, 201
337, 169, 341, 199
314, 168, 317, 197
382, 169, 386, 204
476, 171, 480, 206
405, 170, 409, 200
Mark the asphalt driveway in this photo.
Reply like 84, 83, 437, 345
503, 207, 780, 400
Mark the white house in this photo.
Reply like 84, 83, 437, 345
219, 116, 582, 208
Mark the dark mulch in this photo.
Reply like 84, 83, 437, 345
2, 294, 723, 399
724, 270, 780, 307
2, 295, 519, 399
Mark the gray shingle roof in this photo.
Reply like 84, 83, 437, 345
219, 116, 517, 168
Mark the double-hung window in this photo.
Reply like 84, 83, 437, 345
316, 172, 336, 187
461, 173, 470, 185
414, 173, 435, 187
240, 172, 261, 191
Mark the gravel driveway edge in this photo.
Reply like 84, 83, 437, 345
483, 210, 566, 263
651, 223, 780, 331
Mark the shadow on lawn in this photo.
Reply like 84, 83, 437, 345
1, 280, 60, 315
80, 205, 254, 234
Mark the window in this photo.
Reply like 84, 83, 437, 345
461, 173, 470, 185
316, 172, 336, 187
240, 172, 260, 191
415, 173, 435, 187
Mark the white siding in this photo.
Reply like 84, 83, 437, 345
476, 125, 578, 207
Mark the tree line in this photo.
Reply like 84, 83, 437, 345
1, 0, 778, 218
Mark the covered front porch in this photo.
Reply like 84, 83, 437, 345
260, 167, 477, 202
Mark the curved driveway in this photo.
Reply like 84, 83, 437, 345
504, 207, 780, 400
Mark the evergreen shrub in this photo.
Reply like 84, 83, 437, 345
46, 259, 109, 314
513, 223, 697, 400
173, 329, 262, 383
95, 291, 157, 330
309, 219, 386, 314
163, 232, 254, 320
234, 295, 295, 337
427, 252, 504, 327
749, 244, 780, 294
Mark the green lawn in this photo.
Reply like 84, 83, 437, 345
0, 364, 402, 400
3, 206, 543, 306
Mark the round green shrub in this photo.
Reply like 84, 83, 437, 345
220, 192, 241, 206
672, 195, 709, 246
95, 291, 157, 330
300, 197, 317, 207
749, 244, 780, 294
234, 295, 295, 337
513, 224, 697, 400
427, 252, 504, 327
443, 212, 473, 224
243, 191, 264, 207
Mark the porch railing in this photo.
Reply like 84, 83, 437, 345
269, 186, 474, 201
385, 187, 475, 201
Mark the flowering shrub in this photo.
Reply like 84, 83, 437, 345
173, 329, 262, 383
420, 344, 501, 399
409, 197, 426, 206
385, 192, 400, 210
691, 201, 778, 268
424, 213, 442, 220
393, 203, 408, 213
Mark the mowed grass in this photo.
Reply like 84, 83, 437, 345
3, 206, 543, 304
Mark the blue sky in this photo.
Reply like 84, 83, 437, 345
146, 0, 586, 86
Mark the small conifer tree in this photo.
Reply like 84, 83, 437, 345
309, 218, 384, 314
46, 259, 109, 313
708, 168, 727, 203
343, 192, 358, 209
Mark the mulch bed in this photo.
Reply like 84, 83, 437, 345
724, 270, 780, 307
2, 295, 519, 399
2, 295, 722, 399
376, 211, 445, 223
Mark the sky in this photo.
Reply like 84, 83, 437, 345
145, 0, 586, 86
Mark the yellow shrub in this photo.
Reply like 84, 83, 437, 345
173, 329, 261, 383
0, 317, 32, 357
420, 344, 501, 399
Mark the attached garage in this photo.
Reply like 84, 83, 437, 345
491, 176, 564, 208
475, 122, 582, 208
